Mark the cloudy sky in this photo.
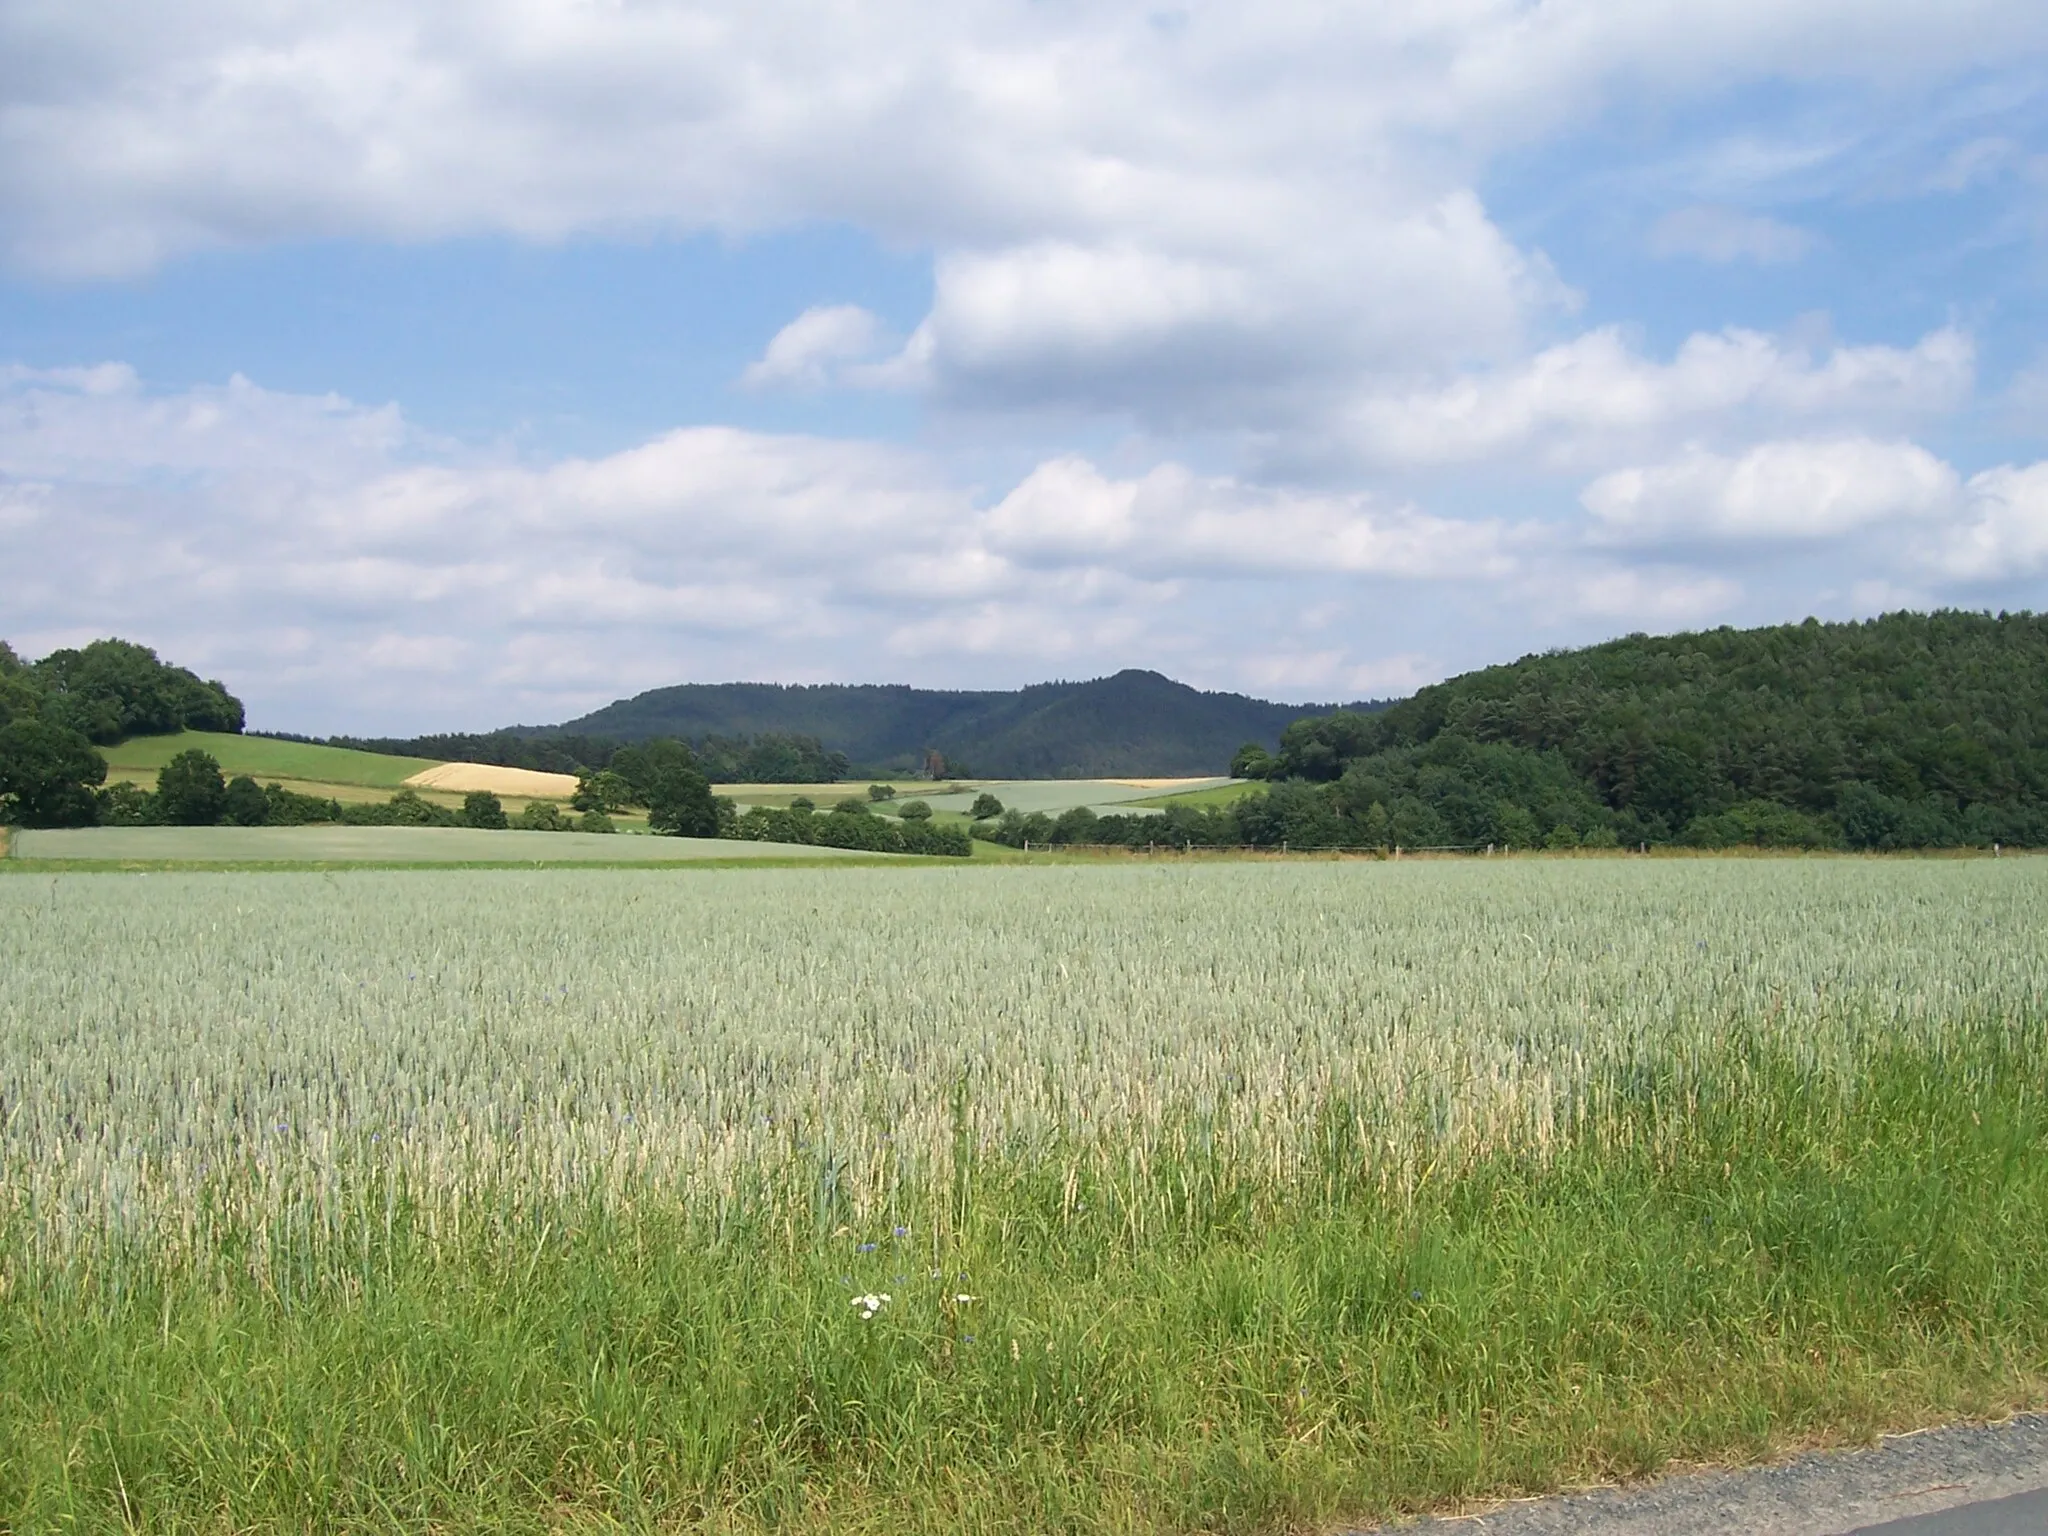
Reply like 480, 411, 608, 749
3, 1, 2047, 733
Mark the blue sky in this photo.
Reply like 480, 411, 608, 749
3, 2, 2047, 733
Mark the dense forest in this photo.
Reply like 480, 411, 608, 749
1196, 611, 2047, 851
536, 669, 1373, 778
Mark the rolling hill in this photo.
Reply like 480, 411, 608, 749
546, 669, 1376, 778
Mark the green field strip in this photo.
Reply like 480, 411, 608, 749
11, 826, 911, 864
97, 730, 444, 788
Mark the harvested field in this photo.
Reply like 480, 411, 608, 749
402, 761, 583, 798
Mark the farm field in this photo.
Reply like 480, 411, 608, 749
99, 729, 443, 788
2, 860, 2045, 1533
6, 825, 901, 865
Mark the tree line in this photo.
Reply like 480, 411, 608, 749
1212, 611, 2048, 851
0, 640, 245, 826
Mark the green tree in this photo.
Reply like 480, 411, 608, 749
577, 809, 616, 833
222, 775, 270, 826
518, 801, 568, 832
32, 639, 244, 742
572, 770, 633, 813
646, 762, 720, 837
969, 793, 1004, 819
897, 799, 933, 822
96, 781, 158, 825
1229, 743, 1274, 779
867, 783, 897, 801
0, 719, 107, 827
155, 749, 228, 825
462, 790, 508, 830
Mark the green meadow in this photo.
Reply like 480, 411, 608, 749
98, 730, 444, 789
2, 859, 2043, 1533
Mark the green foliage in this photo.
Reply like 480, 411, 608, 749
571, 769, 633, 813
462, 790, 509, 830
576, 809, 616, 834
222, 774, 270, 827
549, 669, 1384, 779
969, 792, 1004, 820
155, 748, 228, 826
95, 781, 159, 826
645, 760, 719, 838
896, 798, 933, 821
29, 638, 244, 743
0, 718, 108, 827
341, 789, 459, 827
867, 782, 897, 801
262, 782, 344, 826
734, 802, 972, 856
1230, 741, 1275, 779
1265, 611, 2048, 849
517, 801, 569, 832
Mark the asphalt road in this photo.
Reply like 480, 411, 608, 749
1348, 1415, 2048, 1535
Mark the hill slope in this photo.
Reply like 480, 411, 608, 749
553, 669, 1371, 777
1260, 611, 2048, 848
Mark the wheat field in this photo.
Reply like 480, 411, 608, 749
3, 858, 2045, 1533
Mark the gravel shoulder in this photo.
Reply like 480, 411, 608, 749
1348, 1415, 2048, 1536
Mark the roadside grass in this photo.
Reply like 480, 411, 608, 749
99, 730, 442, 789
2, 1031, 2043, 1534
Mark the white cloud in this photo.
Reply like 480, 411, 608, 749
1932, 462, 2048, 579
741, 305, 887, 391
5, 0, 2039, 434
6, 359, 2045, 734
0, 363, 1549, 729
1648, 205, 1816, 264
1340, 325, 1972, 469
1582, 437, 1960, 543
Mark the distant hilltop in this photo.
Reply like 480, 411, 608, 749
541, 669, 1382, 779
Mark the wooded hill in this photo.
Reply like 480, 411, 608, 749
1238, 610, 2048, 850
439, 669, 1377, 779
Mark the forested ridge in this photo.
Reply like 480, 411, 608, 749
538, 668, 1372, 778
1228, 611, 2048, 850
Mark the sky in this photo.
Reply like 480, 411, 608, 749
2, 2, 2047, 734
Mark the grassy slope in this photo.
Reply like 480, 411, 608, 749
100, 731, 441, 788
1127, 780, 1262, 810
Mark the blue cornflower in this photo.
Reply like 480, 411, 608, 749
892, 1225, 909, 1237
1410, 1289, 1423, 1301
857, 1242, 877, 1253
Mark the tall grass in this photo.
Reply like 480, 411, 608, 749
1, 861, 2044, 1531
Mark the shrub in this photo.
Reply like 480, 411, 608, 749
156, 749, 228, 826
897, 799, 933, 822
867, 783, 896, 801
462, 790, 508, 830
223, 775, 271, 827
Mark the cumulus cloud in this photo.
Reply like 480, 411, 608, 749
1340, 325, 1972, 469
1648, 206, 1816, 263
5, 0, 2041, 434
1581, 437, 1960, 544
0, 364, 1539, 728
5, 360, 2045, 728
1932, 463, 2048, 579
741, 305, 888, 391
